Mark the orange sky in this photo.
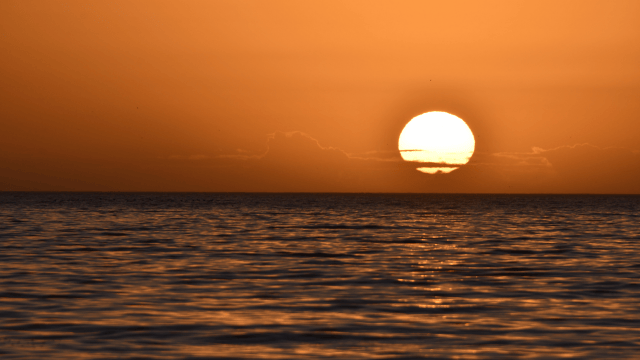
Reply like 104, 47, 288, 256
1, 0, 639, 193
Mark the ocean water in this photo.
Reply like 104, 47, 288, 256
1, 193, 639, 359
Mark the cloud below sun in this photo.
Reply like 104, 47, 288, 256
137, 132, 640, 194
1, 126, 639, 194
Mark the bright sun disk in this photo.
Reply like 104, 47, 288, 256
398, 111, 475, 173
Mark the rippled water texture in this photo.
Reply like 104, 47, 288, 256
1, 193, 639, 359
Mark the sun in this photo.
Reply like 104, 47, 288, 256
398, 111, 475, 174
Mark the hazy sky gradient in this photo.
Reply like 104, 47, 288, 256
2, 0, 639, 192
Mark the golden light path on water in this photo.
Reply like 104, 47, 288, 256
399, 112, 475, 173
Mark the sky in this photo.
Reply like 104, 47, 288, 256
1, 0, 639, 193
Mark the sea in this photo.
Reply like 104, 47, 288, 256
1, 192, 639, 359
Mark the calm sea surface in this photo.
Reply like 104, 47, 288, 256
1, 193, 639, 359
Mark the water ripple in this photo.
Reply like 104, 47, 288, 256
1, 193, 639, 359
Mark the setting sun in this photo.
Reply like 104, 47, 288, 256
398, 112, 475, 174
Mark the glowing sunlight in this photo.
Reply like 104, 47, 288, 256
398, 112, 475, 173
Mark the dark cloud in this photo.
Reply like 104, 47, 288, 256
535, 144, 640, 193
2, 131, 638, 193
249, 132, 350, 191
471, 144, 640, 193
261, 132, 349, 166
